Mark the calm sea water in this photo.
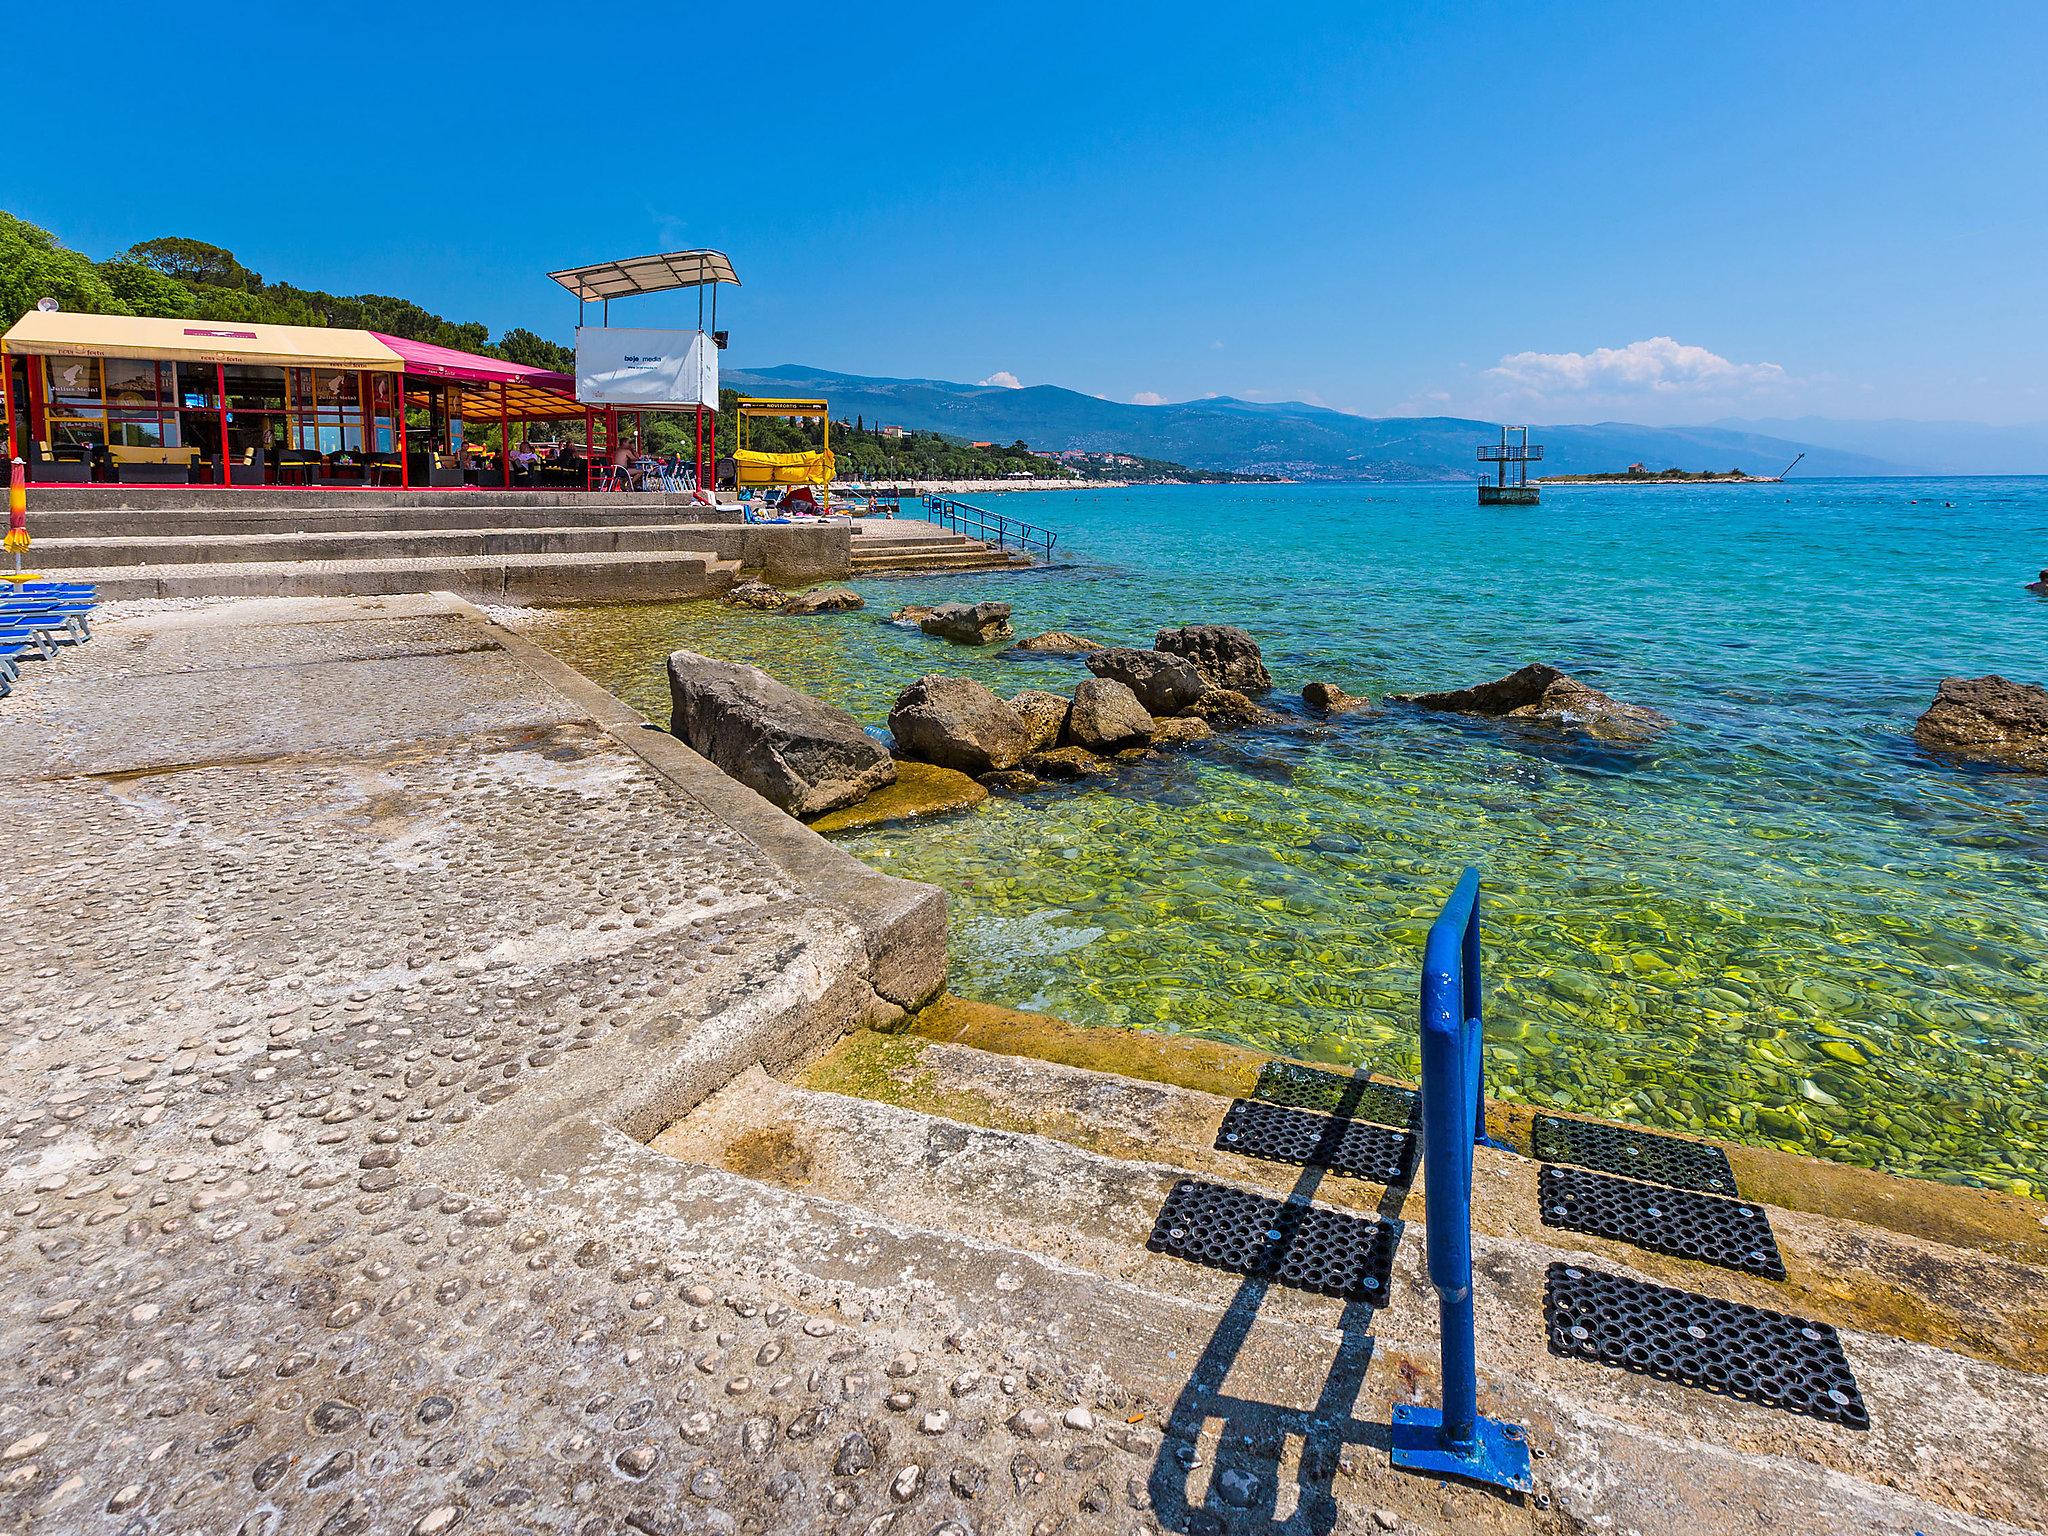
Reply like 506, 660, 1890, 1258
539, 479, 2048, 1195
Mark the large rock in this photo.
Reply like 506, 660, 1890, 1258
782, 586, 865, 615
667, 650, 895, 816
890, 604, 937, 628
1012, 630, 1105, 654
1086, 648, 1207, 715
1151, 715, 1214, 747
723, 580, 787, 611
1181, 687, 1282, 728
1391, 663, 1671, 741
887, 675, 1034, 773
806, 760, 987, 833
1156, 625, 1272, 693
919, 602, 1014, 646
1009, 690, 1072, 753
1064, 678, 1156, 753
1023, 745, 1112, 780
1914, 675, 2048, 770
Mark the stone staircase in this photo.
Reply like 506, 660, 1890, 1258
24, 490, 767, 602
849, 522, 1037, 574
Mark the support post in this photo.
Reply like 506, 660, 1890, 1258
216, 363, 232, 487
500, 384, 511, 490
1388, 867, 1531, 1491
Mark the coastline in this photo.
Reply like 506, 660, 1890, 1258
1541, 474, 1781, 487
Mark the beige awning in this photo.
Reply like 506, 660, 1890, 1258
0, 310, 404, 370
546, 250, 740, 300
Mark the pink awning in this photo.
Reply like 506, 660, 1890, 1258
369, 332, 572, 391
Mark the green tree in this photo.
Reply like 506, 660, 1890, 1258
0, 213, 132, 324
498, 328, 574, 373
117, 236, 263, 291
97, 260, 199, 318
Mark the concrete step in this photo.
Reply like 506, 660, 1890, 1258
26, 502, 742, 540
852, 550, 1034, 572
58, 549, 740, 603
32, 523, 751, 570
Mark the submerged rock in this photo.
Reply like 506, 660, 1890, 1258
1086, 648, 1207, 715
1022, 745, 1112, 780
1065, 678, 1155, 753
919, 601, 1014, 646
1150, 715, 1214, 747
723, 580, 788, 611
1008, 690, 1072, 753
667, 650, 895, 816
806, 760, 988, 833
1156, 624, 1272, 694
1302, 680, 1371, 713
1181, 688, 1282, 727
890, 604, 938, 628
1914, 675, 2048, 771
1392, 663, 1671, 741
1012, 630, 1105, 654
978, 769, 1045, 793
782, 586, 865, 615
887, 675, 1033, 774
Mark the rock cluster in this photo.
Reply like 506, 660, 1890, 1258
887, 675, 1034, 774
919, 601, 1014, 646
1302, 680, 1371, 713
1066, 678, 1154, 752
1914, 675, 2048, 771
1391, 663, 1671, 742
723, 580, 788, 611
667, 649, 896, 815
1086, 649, 1208, 715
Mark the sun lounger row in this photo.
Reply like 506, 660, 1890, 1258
0, 583, 98, 696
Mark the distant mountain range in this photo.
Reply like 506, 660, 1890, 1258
1713, 417, 2048, 477
723, 364, 1979, 480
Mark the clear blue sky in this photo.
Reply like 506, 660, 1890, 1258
11, 1, 2044, 424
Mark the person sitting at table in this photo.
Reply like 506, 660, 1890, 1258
510, 440, 539, 470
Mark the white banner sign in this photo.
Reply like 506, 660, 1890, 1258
574, 327, 718, 408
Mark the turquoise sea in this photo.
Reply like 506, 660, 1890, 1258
542, 479, 2048, 1195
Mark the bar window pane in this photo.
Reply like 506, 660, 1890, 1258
224, 365, 287, 412
108, 413, 165, 447
47, 357, 103, 408
50, 419, 106, 449
177, 363, 219, 409
104, 357, 158, 409
316, 370, 360, 408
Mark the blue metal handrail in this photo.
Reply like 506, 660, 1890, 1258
919, 495, 1059, 560
1388, 867, 1532, 1492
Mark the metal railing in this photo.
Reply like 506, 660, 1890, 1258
919, 495, 1059, 560
1387, 867, 1533, 1492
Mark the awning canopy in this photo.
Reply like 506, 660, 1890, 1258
0, 310, 403, 370
546, 249, 740, 301
370, 333, 581, 420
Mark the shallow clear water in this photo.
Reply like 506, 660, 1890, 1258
538, 480, 2048, 1195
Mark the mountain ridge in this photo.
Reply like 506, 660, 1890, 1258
724, 364, 1921, 480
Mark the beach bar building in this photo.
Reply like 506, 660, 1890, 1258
0, 309, 597, 490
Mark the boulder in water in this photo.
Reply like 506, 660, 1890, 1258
1150, 715, 1214, 747
1180, 687, 1283, 727
919, 601, 1014, 646
890, 604, 938, 628
1156, 624, 1272, 693
805, 759, 987, 833
782, 586, 865, 615
887, 675, 1034, 774
1064, 678, 1156, 753
1086, 647, 1207, 714
1914, 675, 2048, 771
1392, 664, 1670, 741
1023, 745, 1112, 780
1302, 681, 1371, 713
1008, 690, 1072, 753
1013, 630, 1105, 654
667, 650, 895, 816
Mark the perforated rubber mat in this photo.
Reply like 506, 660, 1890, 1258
1532, 1114, 1737, 1196
1251, 1061, 1419, 1128
1544, 1262, 1866, 1428
1539, 1166, 1785, 1279
1147, 1179, 1398, 1301
1215, 1098, 1416, 1184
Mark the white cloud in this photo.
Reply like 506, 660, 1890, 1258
978, 370, 1023, 389
1131, 391, 1166, 406
1486, 337, 1786, 397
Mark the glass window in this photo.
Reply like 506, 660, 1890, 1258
46, 356, 102, 408
108, 414, 166, 447
316, 370, 360, 408
50, 419, 106, 449
176, 363, 219, 410
224, 365, 287, 411
103, 358, 159, 410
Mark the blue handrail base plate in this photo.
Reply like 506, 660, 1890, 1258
1389, 1405, 1533, 1492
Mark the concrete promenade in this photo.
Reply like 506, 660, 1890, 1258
0, 596, 2043, 1536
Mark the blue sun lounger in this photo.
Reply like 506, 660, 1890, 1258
0, 608, 91, 644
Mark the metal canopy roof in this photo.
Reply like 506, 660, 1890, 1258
546, 250, 740, 301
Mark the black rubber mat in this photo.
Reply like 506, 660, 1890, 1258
1250, 1060, 1419, 1128
1532, 1114, 1737, 1196
1544, 1262, 1866, 1429
1147, 1179, 1398, 1302
1539, 1166, 1785, 1280
1215, 1098, 1416, 1185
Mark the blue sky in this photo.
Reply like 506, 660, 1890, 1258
11, 1, 2044, 424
